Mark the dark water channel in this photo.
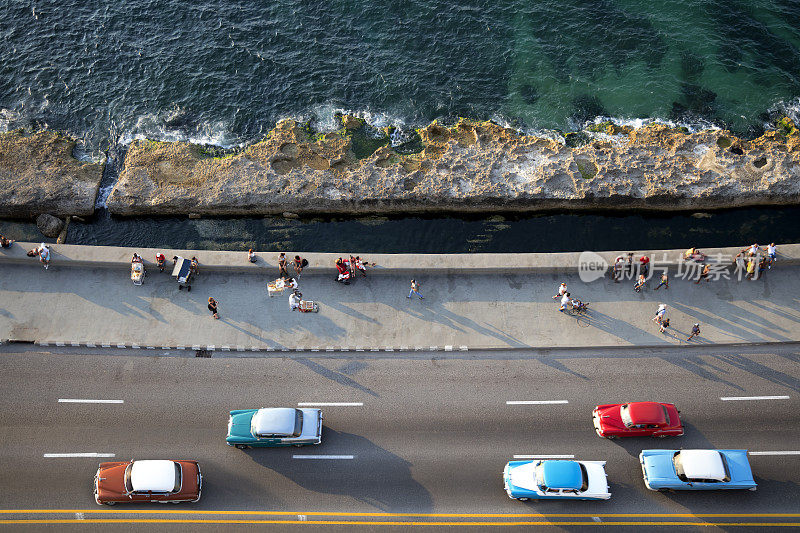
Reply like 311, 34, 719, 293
2, 207, 798, 253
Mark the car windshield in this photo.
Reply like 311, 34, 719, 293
293, 409, 303, 438
172, 462, 182, 493
620, 404, 633, 427
534, 463, 546, 492
124, 463, 133, 492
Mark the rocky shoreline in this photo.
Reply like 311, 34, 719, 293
2, 117, 799, 223
0, 130, 104, 218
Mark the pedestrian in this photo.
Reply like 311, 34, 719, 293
695, 264, 710, 284
639, 255, 650, 277
349, 255, 357, 277
633, 274, 646, 293
278, 253, 289, 278
289, 290, 301, 311
767, 243, 777, 268
612, 255, 624, 282
190, 256, 199, 276
652, 303, 667, 324
552, 282, 567, 300
293, 255, 308, 277
659, 317, 670, 334
207, 297, 219, 319
624, 252, 634, 276
407, 279, 424, 299
0, 234, 14, 248
687, 323, 701, 341
654, 272, 669, 290
248, 249, 257, 263
354, 256, 368, 276
38, 243, 51, 269
746, 257, 756, 280
560, 292, 571, 312
155, 252, 166, 272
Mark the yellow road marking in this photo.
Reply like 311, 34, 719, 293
0, 519, 799, 526
0, 510, 798, 517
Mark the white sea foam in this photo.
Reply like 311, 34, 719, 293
117, 109, 243, 148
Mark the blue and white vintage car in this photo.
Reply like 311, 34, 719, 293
639, 449, 756, 491
226, 407, 322, 448
503, 459, 611, 501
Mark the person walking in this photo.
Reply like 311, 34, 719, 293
687, 323, 701, 341
652, 303, 667, 324
207, 297, 219, 319
695, 264, 710, 284
190, 256, 200, 276
639, 255, 650, 277
552, 282, 567, 300
654, 272, 669, 290
767, 242, 777, 268
407, 279, 424, 299
659, 317, 670, 334
560, 292, 571, 313
38, 243, 51, 270
633, 274, 646, 293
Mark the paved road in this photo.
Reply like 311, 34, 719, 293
0, 345, 798, 530
1, 261, 799, 351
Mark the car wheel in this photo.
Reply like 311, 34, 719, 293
658, 488, 670, 493
655, 434, 668, 438
749, 487, 757, 491
234, 444, 249, 450
293, 444, 304, 448
105, 501, 116, 506
517, 498, 529, 502
605, 434, 616, 440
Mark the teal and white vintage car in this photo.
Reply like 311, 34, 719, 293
226, 407, 322, 448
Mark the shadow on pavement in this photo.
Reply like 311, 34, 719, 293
243, 428, 433, 512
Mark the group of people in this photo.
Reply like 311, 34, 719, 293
553, 282, 587, 313
25, 243, 51, 269
0, 234, 14, 248
734, 242, 776, 281
334, 255, 371, 284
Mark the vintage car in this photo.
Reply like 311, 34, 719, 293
593, 402, 683, 438
503, 459, 611, 501
226, 407, 322, 448
640, 449, 756, 491
94, 459, 202, 505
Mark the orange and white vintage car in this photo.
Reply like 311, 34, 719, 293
94, 459, 201, 505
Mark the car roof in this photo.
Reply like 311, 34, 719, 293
680, 450, 726, 481
252, 408, 297, 436
130, 460, 176, 492
627, 402, 667, 425
541, 461, 582, 490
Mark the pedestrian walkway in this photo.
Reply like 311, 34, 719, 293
1, 256, 799, 351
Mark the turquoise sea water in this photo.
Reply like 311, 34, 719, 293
2, 0, 799, 151
2, 1, 800, 251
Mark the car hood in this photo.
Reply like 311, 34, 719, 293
228, 410, 256, 439
641, 450, 676, 482
96, 462, 128, 499
594, 405, 625, 430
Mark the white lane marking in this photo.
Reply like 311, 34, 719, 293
513, 455, 575, 459
43, 453, 115, 458
506, 400, 569, 405
292, 455, 354, 460
58, 399, 124, 404
749, 451, 800, 456
297, 402, 363, 407
720, 395, 790, 401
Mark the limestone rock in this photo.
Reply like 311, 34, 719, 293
36, 213, 65, 238
0, 130, 105, 218
106, 119, 800, 217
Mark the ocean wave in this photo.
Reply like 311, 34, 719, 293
116, 106, 244, 149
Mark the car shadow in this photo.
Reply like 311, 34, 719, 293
243, 428, 433, 512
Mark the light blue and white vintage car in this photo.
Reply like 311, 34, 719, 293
639, 449, 756, 491
226, 407, 322, 448
503, 459, 611, 501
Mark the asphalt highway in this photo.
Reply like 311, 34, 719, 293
0, 345, 798, 530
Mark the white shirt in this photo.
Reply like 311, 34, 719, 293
767, 244, 776, 255
749, 244, 759, 255
560, 294, 570, 307
557, 284, 567, 296
289, 293, 300, 309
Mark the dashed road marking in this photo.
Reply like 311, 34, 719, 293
513, 455, 575, 459
506, 400, 569, 405
720, 395, 790, 401
298, 402, 363, 407
43, 453, 115, 458
749, 451, 800, 456
58, 399, 123, 404
292, 455, 354, 460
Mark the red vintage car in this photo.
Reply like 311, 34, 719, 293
94, 459, 201, 505
592, 402, 683, 438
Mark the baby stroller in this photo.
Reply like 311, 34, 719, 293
171, 255, 193, 291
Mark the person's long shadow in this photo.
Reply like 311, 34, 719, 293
293, 359, 379, 398
243, 428, 432, 512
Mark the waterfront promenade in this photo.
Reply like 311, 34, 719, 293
1, 243, 799, 352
